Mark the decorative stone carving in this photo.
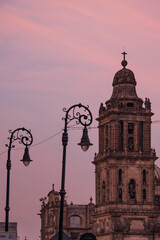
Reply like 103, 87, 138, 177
130, 219, 144, 231
99, 103, 105, 114
145, 98, 151, 110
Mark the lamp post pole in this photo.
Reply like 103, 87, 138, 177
58, 103, 93, 240
5, 127, 33, 232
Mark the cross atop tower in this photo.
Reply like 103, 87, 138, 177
121, 51, 128, 68
122, 51, 127, 60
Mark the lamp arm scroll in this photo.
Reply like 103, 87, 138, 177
63, 103, 93, 129
8, 127, 33, 148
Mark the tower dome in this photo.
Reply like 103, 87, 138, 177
107, 52, 142, 103
113, 52, 136, 87
113, 68, 136, 87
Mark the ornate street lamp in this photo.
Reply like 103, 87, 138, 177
58, 103, 93, 240
5, 127, 33, 232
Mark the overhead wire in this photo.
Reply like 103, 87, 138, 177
0, 129, 63, 156
31, 129, 63, 148
0, 119, 160, 157
12, 129, 63, 151
152, 120, 160, 124
0, 150, 7, 156
0, 123, 91, 156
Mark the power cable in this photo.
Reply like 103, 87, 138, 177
0, 119, 160, 156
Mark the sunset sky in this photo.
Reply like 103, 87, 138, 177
0, 1, 160, 239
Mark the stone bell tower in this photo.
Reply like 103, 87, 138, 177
93, 53, 160, 240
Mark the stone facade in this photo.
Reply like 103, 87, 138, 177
93, 57, 160, 240
39, 185, 95, 240
39, 56, 160, 240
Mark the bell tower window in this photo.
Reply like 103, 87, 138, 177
107, 170, 109, 185
118, 188, 122, 201
142, 170, 146, 184
129, 179, 136, 199
143, 189, 146, 200
97, 173, 100, 204
118, 169, 122, 185
119, 120, 123, 151
107, 170, 109, 201
102, 181, 106, 203
127, 102, 134, 107
139, 121, 143, 151
128, 123, 134, 134
128, 137, 134, 151
105, 125, 108, 151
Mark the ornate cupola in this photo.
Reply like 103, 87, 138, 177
97, 52, 155, 156
102, 52, 144, 115
107, 52, 143, 108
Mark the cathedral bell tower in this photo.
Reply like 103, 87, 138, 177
93, 53, 159, 240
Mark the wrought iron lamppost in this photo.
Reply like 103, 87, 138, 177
5, 127, 33, 232
58, 103, 93, 240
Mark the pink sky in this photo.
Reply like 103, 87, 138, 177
0, 0, 160, 239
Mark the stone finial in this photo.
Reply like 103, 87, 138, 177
145, 98, 151, 110
40, 197, 47, 206
90, 196, 93, 203
99, 103, 105, 114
